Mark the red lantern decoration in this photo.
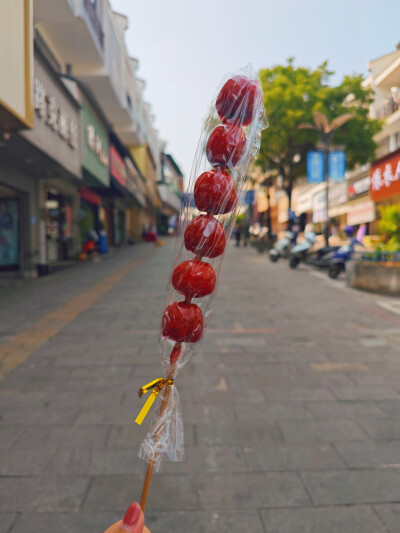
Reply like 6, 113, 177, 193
184, 215, 226, 258
172, 259, 216, 299
162, 301, 204, 343
216, 75, 262, 126
194, 169, 237, 215
206, 124, 246, 168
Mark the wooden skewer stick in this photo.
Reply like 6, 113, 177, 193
139, 344, 180, 512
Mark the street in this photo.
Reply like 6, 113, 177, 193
1, 239, 400, 533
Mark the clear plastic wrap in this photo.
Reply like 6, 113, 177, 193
136, 64, 268, 472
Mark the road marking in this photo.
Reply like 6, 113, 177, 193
0, 248, 156, 380
310, 362, 368, 372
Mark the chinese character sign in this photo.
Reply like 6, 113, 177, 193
370, 151, 400, 201
307, 151, 324, 183
329, 151, 346, 182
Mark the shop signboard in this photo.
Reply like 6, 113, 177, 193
347, 200, 376, 226
348, 175, 370, 200
0, 0, 34, 131
81, 99, 109, 187
370, 150, 400, 202
312, 189, 327, 223
110, 145, 127, 187
22, 53, 81, 178
125, 158, 146, 207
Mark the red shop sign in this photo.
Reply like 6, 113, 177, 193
370, 149, 400, 201
110, 145, 127, 187
79, 187, 101, 206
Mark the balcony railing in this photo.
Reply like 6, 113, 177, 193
376, 97, 399, 120
83, 0, 104, 50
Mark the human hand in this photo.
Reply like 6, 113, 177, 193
104, 502, 150, 533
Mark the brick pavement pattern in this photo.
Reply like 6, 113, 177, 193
1, 240, 400, 532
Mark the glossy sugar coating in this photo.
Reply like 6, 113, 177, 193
206, 124, 246, 169
162, 301, 204, 343
184, 214, 226, 258
172, 259, 216, 299
216, 75, 262, 126
194, 169, 237, 215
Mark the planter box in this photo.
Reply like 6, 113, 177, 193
347, 261, 400, 296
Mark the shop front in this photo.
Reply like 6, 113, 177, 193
0, 47, 81, 275
80, 97, 109, 247
125, 157, 148, 240
370, 149, 400, 216
346, 166, 375, 236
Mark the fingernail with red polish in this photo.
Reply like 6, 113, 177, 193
121, 502, 141, 530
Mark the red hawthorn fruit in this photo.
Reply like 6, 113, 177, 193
184, 215, 226, 258
194, 169, 237, 215
162, 301, 204, 343
172, 259, 216, 299
216, 75, 262, 126
206, 124, 246, 169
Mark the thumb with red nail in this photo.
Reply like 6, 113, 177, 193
104, 502, 151, 533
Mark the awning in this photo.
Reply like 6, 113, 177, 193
79, 187, 101, 206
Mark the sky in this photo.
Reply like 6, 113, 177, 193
110, 0, 400, 178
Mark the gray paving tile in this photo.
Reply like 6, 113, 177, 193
0, 477, 90, 511
375, 400, 400, 416
161, 446, 248, 474
301, 469, 400, 505
262, 387, 335, 402
83, 474, 198, 512
14, 426, 110, 449
45, 448, 146, 476
335, 439, 400, 467
9, 512, 121, 533
374, 503, 400, 533
358, 418, 400, 439
196, 422, 283, 446
0, 450, 55, 475
307, 400, 386, 419
331, 386, 400, 400
261, 505, 386, 533
0, 513, 17, 533
147, 510, 264, 533
235, 401, 314, 421
198, 472, 310, 509
279, 419, 367, 442
0, 427, 23, 449
244, 442, 344, 471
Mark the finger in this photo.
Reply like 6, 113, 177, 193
120, 502, 145, 533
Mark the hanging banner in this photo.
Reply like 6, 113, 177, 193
307, 151, 324, 183
329, 151, 346, 182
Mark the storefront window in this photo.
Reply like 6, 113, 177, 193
0, 198, 19, 268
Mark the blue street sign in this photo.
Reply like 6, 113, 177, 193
329, 151, 346, 181
244, 190, 255, 206
307, 151, 324, 183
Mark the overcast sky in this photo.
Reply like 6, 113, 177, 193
110, 0, 400, 178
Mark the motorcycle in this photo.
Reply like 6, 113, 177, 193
309, 245, 341, 268
328, 238, 361, 279
269, 231, 294, 262
288, 232, 317, 269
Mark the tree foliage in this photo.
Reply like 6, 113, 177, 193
257, 59, 381, 207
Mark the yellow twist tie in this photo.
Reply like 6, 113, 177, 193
135, 378, 174, 426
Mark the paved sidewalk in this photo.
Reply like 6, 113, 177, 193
1, 239, 400, 532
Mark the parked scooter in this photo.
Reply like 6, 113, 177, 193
328, 238, 361, 278
288, 232, 317, 269
269, 231, 294, 262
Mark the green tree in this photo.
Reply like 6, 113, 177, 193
257, 59, 381, 208
377, 203, 400, 251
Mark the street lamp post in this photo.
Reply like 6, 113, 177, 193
299, 111, 354, 247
